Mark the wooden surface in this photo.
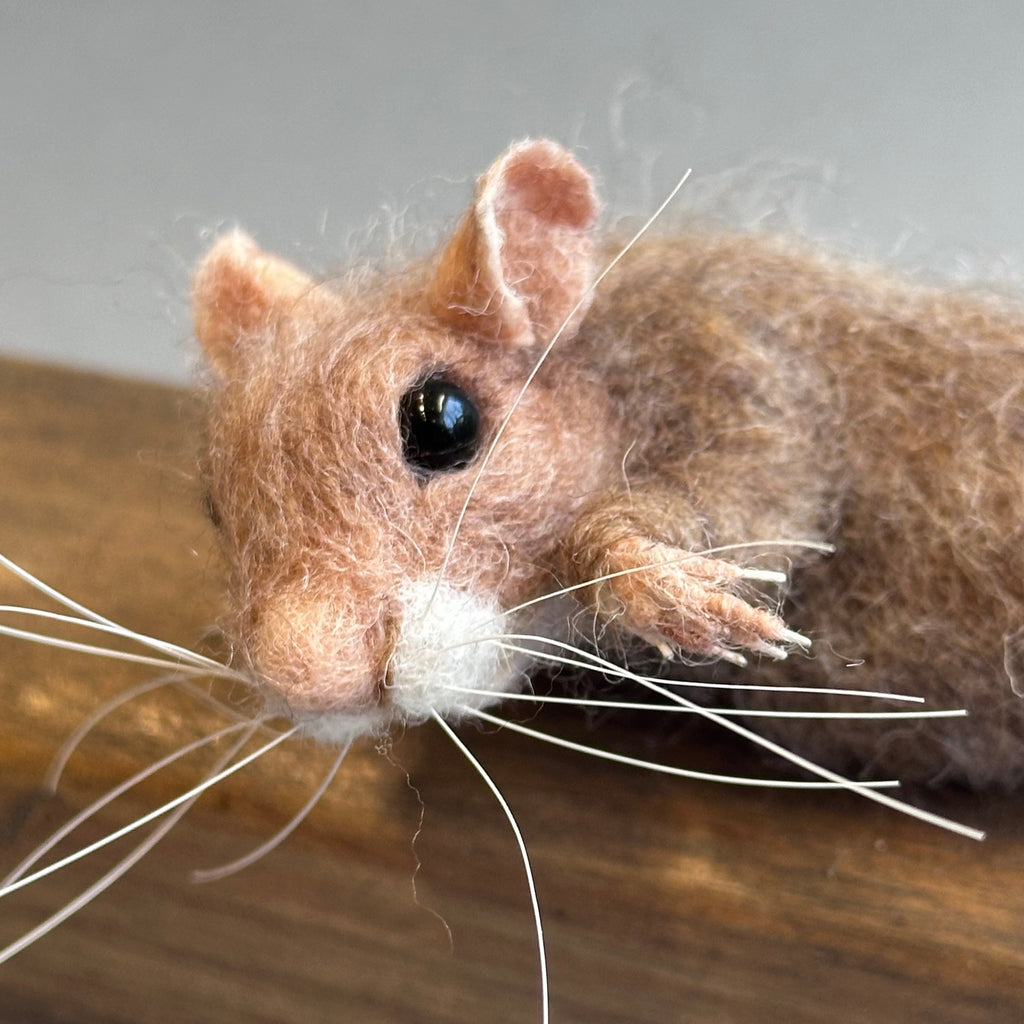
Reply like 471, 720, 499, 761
1, 357, 1022, 1024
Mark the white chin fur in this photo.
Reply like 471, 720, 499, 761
295, 579, 526, 745
387, 579, 526, 722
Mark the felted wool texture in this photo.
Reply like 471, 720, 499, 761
194, 138, 1024, 787
194, 141, 618, 731
574, 229, 1024, 787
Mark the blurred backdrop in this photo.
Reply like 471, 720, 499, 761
1, 0, 1021, 382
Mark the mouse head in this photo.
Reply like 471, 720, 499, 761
193, 140, 617, 741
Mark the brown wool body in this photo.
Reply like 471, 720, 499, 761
194, 139, 1024, 788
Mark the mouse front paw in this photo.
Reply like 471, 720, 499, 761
582, 537, 809, 665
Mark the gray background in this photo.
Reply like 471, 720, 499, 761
1, 1, 1021, 384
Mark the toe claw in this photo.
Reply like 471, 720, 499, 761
712, 646, 749, 668
751, 640, 790, 661
779, 628, 812, 651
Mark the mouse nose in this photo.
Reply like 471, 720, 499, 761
241, 585, 391, 718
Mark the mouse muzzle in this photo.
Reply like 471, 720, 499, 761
238, 575, 529, 744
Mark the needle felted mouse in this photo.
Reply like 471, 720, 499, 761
193, 138, 1024, 790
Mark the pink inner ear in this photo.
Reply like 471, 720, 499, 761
429, 139, 600, 348
193, 232, 321, 379
497, 147, 600, 230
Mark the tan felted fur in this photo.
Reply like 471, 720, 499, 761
194, 138, 1024, 787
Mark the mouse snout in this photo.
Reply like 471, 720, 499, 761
242, 585, 392, 722
236, 575, 530, 743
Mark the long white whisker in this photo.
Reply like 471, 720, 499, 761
46, 672, 218, 794
0, 606, 242, 678
0, 554, 232, 673
488, 639, 981, 832
441, 685, 967, 721
0, 724, 299, 899
0, 620, 227, 675
460, 636, 982, 835
190, 739, 351, 884
628, 669, 984, 836
432, 712, 549, 1024
0, 606, 212, 660
43, 671, 263, 796
463, 706, 895, 790
649, 676, 911, 700
0, 552, 127, 626
0, 721, 260, 966
486, 633, 927, 704
618, 672, 984, 839
429, 170, 693, 612
3, 720, 258, 888
700, 539, 836, 557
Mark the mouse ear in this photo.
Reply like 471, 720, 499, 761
193, 231, 322, 378
428, 139, 600, 348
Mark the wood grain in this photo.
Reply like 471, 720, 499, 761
1, 357, 1021, 1023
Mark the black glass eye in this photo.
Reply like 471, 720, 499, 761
399, 373, 481, 474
